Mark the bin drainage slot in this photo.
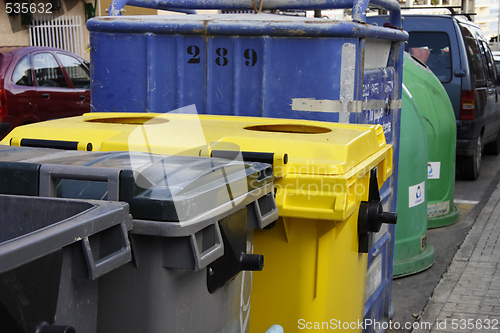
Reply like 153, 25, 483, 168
82, 222, 132, 280
358, 169, 397, 253
195, 224, 219, 254
257, 168, 273, 181
249, 193, 279, 229
162, 223, 224, 271
257, 194, 276, 219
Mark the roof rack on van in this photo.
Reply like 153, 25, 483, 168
401, 6, 475, 21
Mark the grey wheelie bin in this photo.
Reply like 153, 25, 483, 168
0, 145, 278, 333
0, 194, 132, 333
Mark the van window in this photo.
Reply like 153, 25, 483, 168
406, 32, 452, 83
480, 41, 498, 84
461, 25, 487, 86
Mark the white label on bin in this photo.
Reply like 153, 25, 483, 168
428, 162, 441, 179
291, 98, 361, 114
364, 40, 392, 70
409, 181, 425, 208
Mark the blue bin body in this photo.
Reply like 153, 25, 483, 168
87, 4, 406, 331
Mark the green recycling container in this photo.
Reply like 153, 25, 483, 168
403, 53, 459, 228
394, 68, 435, 277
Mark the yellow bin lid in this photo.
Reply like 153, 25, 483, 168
4, 113, 393, 222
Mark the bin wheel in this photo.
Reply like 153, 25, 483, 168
485, 129, 500, 155
457, 136, 481, 180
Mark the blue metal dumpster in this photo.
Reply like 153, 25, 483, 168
87, 1, 407, 330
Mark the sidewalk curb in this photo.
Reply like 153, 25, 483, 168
412, 184, 500, 333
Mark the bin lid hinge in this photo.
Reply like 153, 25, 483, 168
357, 168, 397, 253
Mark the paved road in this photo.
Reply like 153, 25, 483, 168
390, 153, 500, 332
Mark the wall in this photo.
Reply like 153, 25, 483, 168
1, 1, 89, 59
0, 6, 31, 46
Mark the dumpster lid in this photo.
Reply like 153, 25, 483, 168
2, 113, 391, 176
82, 113, 391, 177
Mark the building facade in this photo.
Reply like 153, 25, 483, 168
1, 0, 156, 61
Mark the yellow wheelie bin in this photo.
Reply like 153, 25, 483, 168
2, 112, 397, 331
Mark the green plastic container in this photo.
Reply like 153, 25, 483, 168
394, 69, 435, 278
403, 53, 459, 228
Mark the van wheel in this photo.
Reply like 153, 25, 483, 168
485, 129, 500, 155
457, 136, 481, 180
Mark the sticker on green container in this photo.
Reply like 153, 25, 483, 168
409, 182, 425, 208
428, 200, 450, 218
427, 162, 441, 180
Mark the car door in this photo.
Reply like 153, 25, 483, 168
5, 53, 38, 126
56, 52, 91, 114
32, 51, 87, 121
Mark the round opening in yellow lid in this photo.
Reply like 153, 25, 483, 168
85, 116, 168, 125
244, 124, 331, 134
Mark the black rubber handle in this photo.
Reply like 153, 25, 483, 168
240, 253, 264, 271
14, 138, 92, 151
211, 150, 288, 165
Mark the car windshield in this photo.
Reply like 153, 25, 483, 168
406, 31, 452, 83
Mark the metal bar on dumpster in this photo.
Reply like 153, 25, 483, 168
107, 0, 403, 27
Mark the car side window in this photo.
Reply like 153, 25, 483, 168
481, 41, 497, 83
406, 32, 452, 83
33, 52, 69, 88
57, 53, 90, 89
461, 26, 487, 86
12, 54, 33, 86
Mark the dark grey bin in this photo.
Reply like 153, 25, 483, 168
0, 146, 279, 333
0, 194, 132, 333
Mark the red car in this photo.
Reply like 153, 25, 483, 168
0, 46, 90, 139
